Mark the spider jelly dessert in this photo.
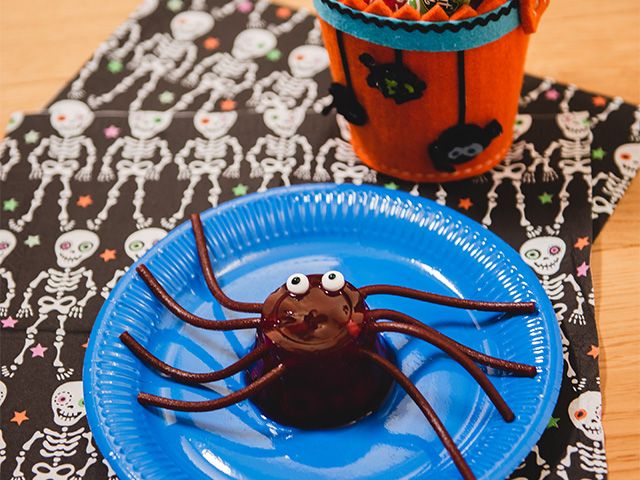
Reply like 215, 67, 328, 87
121, 213, 537, 480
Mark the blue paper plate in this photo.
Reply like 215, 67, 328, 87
84, 184, 562, 480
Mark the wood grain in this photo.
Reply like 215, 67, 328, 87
1, 0, 638, 477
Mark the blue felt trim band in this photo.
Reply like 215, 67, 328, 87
314, 0, 520, 52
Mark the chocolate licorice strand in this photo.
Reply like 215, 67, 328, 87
360, 284, 536, 314
368, 322, 515, 422
369, 309, 537, 377
138, 363, 286, 412
359, 349, 475, 480
137, 265, 261, 330
190, 213, 263, 313
120, 332, 270, 384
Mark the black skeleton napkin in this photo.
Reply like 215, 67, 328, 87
0, 109, 608, 479
519, 76, 640, 237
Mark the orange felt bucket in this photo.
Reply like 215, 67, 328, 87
315, 0, 549, 182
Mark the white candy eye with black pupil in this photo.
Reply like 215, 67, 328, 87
286, 273, 310, 295
321, 271, 345, 292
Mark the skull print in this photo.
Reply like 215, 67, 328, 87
520, 236, 566, 276
51, 381, 86, 427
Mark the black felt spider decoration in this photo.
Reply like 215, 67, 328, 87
121, 213, 537, 480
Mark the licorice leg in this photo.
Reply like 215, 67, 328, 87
138, 363, 286, 412
360, 284, 536, 314
369, 322, 515, 422
121, 331, 270, 384
368, 309, 537, 377
359, 349, 475, 480
137, 264, 261, 330
191, 213, 263, 313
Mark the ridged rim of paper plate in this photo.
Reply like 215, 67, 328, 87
84, 184, 562, 480
313, 0, 520, 51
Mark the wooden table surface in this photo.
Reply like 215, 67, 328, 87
1, 0, 638, 477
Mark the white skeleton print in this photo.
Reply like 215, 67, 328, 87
205, 0, 249, 17
247, 0, 273, 29
102, 227, 167, 299
162, 111, 242, 229
592, 143, 640, 218
511, 445, 551, 480
542, 91, 622, 233
88, 110, 173, 230
248, 101, 313, 191
248, 44, 329, 111
202, 0, 265, 22
306, 17, 323, 46
520, 236, 586, 388
10, 382, 101, 480
409, 183, 447, 205
247, 0, 309, 34
519, 76, 554, 108
481, 114, 553, 234
556, 391, 607, 480
174, 28, 276, 111
8, 101, 96, 233
310, 114, 376, 184
0, 230, 17, 317
174, 1, 310, 112
2, 231, 99, 381
543, 111, 593, 233
0, 111, 24, 181
0, 380, 6, 469
68, 0, 160, 99
630, 106, 640, 142
87, 11, 214, 110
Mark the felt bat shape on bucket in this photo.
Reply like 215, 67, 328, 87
315, 0, 549, 182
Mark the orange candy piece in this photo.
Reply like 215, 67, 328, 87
343, 0, 369, 11
449, 4, 478, 20
393, 3, 421, 20
364, 0, 394, 17
421, 4, 449, 21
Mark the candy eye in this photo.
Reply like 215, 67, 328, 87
60, 241, 71, 250
79, 242, 93, 252
286, 273, 309, 295
525, 249, 540, 260
549, 245, 561, 255
321, 270, 345, 292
